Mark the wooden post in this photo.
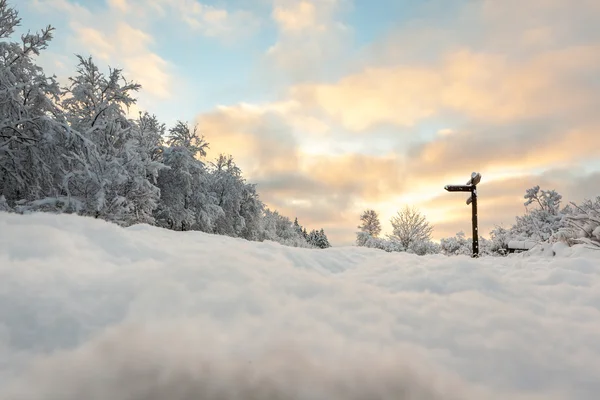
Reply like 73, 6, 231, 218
445, 172, 481, 258
471, 187, 478, 257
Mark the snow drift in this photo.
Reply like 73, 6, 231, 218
1, 212, 599, 400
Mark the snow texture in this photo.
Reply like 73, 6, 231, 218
1, 212, 600, 400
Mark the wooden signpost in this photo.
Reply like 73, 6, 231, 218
444, 172, 481, 258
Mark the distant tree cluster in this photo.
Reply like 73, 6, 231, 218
356, 208, 439, 255
356, 185, 600, 257
290, 217, 331, 248
0, 1, 331, 249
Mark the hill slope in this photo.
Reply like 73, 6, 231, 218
1, 212, 599, 400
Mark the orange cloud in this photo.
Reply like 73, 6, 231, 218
287, 44, 600, 131
198, 105, 301, 178
198, 99, 600, 245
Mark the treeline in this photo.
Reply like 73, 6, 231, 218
357, 186, 600, 256
0, 1, 330, 249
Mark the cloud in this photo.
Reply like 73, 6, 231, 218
288, 44, 600, 131
164, 0, 260, 40
404, 119, 600, 186
198, 97, 600, 244
266, 0, 351, 82
204, 0, 599, 245
272, 0, 318, 32
199, 105, 301, 178
104, 0, 261, 40
194, 98, 600, 244
33, 0, 174, 102
108, 0, 129, 13
72, 22, 173, 100
30, 0, 599, 245
197, 105, 408, 239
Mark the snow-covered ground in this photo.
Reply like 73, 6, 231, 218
1, 213, 600, 400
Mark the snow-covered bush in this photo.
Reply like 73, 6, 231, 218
440, 231, 472, 256
407, 239, 441, 255
356, 232, 403, 252
357, 231, 439, 254
558, 197, 600, 248
487, 225, 511, 256
509, 186, 571, 242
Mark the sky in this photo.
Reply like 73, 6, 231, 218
16, 0, 600, 245
2, 212, 600, 400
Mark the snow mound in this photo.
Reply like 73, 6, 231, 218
1, 212, 600, 400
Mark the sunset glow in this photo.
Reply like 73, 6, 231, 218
20, 0, 600, 244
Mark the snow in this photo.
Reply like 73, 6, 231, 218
1, 213, 600, 400
507, 240, 538, 250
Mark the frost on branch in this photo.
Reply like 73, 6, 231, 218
509, 186, 571, 242
559, 197, 600, 248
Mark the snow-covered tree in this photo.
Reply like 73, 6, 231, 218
389, 206, 434, 249
307, 228, 331, 249
166, 120, 208, 157
154, 121, 214, 231
358, 209, 381, 237
559, 196, 600, 248
260, 208, 313, 248
133, 111, 165, 163
207, 154, 259, 237
0, 1, 82, 209
237, 182, 264, 241
0, 0, 336, 250
154, 146, 203, 230
293, 217, 303, 235
509, 186, 571, 242
60, 55, 161, 225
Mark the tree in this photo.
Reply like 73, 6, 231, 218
154, 121, 222, 232
293, 217, 303, 235
154, 145, 205, 231
510, 186, 571, 241
358, 209, 381, 237
0, 1, 81, 208
389, 206, 433, 250
0, 0, 324, 250
524, 186, 562, 213
59, 55, 165, 225
313, 228, 331, 249
560, 196, 600, 248
260, 208, 312, 248
208, 154, 248, 236
166, 120, 208, 158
